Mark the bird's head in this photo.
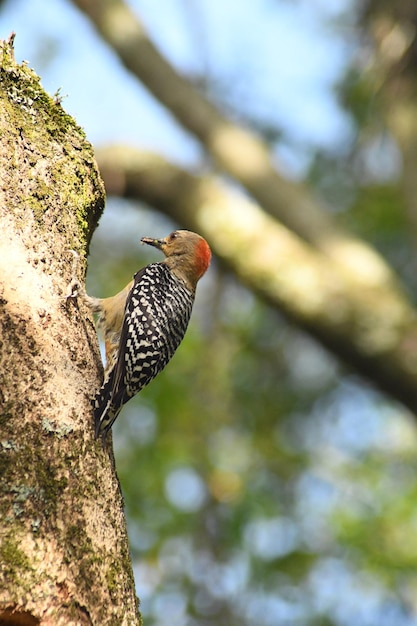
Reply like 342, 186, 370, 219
141, 230, 211, 290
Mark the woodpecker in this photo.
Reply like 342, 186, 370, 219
83, 230, 211, 442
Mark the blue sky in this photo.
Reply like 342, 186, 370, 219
1, 0, 355, 173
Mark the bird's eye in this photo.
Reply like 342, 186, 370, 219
169, 231, 179, 241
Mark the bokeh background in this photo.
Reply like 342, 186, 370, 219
3, 1, 417, 624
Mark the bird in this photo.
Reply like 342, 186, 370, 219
82, 230, 211, 442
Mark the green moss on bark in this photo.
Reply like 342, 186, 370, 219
0, 37, 104, 252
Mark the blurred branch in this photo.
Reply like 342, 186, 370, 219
97, 145, 417, 416
73, 0, 397, 289
73, 0, 417, 412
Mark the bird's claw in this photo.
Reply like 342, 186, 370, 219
64, 250, 82, 300
64, 278, 80, 300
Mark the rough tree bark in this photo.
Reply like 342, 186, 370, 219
0, 39, 140, 625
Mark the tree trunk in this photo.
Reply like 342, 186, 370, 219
0, 38, 140, 626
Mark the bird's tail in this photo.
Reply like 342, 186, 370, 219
93, 371, 124, 444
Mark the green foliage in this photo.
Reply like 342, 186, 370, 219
83, 3, 417, 624
87, 200, 417, 625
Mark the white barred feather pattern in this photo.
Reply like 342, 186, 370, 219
94, 263, 194, 439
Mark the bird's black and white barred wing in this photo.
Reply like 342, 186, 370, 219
94, 264, 194, 439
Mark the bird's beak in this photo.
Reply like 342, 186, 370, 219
141, 236, 165, 249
